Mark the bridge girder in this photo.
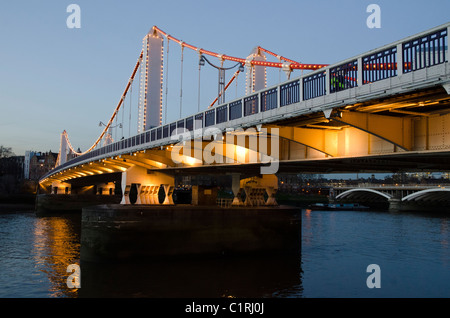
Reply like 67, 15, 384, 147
134, 149, 177, 167
266, 125, 338, 157
331, 111, 413, 151
335, 188, 393, 201
402, 188, 450, 202
170, 132, 278, 167
120, 154, 169, 169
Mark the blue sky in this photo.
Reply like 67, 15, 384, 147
1, 0, 449, 157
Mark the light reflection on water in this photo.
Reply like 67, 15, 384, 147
0, 207, 449, 298
31, 215, 81, 297
79, 255, 302, 298
0, 212, 81, 298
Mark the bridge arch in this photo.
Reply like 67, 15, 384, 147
402, 188, 450, 202
335, 188, 392, 201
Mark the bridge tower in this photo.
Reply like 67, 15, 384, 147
58, 130, 68, 166
138, 28, 164, 133
245, 47, 267, 95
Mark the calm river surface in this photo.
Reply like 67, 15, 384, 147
0, 206, 448, 298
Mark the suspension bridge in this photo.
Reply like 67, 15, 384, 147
38, 22, 450, 209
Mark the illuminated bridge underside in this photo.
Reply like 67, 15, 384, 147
40, 23, 450, 191
40, 83, 450, 187
41, 83, 450, 187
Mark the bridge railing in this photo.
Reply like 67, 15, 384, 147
362, 46, 398, 83
42, 23, 449, 181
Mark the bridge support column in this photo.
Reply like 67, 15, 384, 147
149, 185, 160, 204
51, 181, 71, 195
388, 198, 401, 212
239, 174, 278, 206
97, 182, 115, 195
163, 184, 174, 205
120, 165, 174, 205
231, 173, 244, 206
139, 185, 149, 204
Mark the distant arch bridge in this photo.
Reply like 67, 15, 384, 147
334, 185, 450, 204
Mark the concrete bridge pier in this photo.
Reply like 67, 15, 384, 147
51, 180, 71, 194
120, 165, 174, 205
388, 198, 402, 211
231, 173, 244, 206
231, 174, 279, 207
96, 182, 115, 196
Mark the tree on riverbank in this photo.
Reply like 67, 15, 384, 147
0, 146, 15, 158
0, 146, 24, 196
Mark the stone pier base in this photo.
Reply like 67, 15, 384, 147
389, 198, 450, 213
35, 194, 121, 216
81, 204, 301, 262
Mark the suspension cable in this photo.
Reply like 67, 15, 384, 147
121, 89, 125, 139
209, 68, 242, 108
198, 53, 201, 112
179, 43, 184, 118
62, 27, 328, 157
63, 50, 143, 156
152, 26, 328, 71
129, 80, 132, 137
164, 37, 170, 124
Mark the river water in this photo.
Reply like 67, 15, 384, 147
0, 206, 448, 298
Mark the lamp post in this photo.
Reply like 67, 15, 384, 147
199, 55, 243, 106
99, 121, 123, 145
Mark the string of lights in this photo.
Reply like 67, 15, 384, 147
151, 26, 329, 71
61, 26, 328, 159
63, 50, 144, 156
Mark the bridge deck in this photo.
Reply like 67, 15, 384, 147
40, 22, 450, 185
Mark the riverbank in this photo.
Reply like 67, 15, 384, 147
0, 194, 36, 213
276, 193, 329, 208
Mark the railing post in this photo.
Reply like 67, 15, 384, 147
397, 43, 403, 76
447, 26, 450, 62
299, 78, 303, 102
258, 92, 262, 113
277, 84, 281, 107
357, 57, 363, 86
325, 68, 330, 95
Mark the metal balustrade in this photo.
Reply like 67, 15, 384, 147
195, 113, 203, 129
280, 80, 300, 106
205, 109, 215, 127
303, 71, 326, 100
330, 60, 358, 93
260, 88, 277, 111
43, 23, 449, 179
229, 100, 242, 120
186, 116, 194, 131
244, 94, 258, 116
216, 104, 228, 123
403, 28, 447, 73
363, 46, 397, 83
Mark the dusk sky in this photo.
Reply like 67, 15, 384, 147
1, 0, 449, 157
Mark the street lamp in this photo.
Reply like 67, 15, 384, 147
99, 121, 122, 129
